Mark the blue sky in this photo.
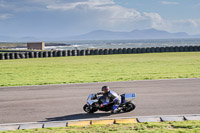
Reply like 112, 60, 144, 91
0, 0, 200, 38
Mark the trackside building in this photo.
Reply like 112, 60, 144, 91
27, 42, 45, 50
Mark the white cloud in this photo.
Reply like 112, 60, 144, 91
143, 12, 168, 29
0, 14, 12, 20
161, 1, 179, 5
1, 0, 200, 35
173, 19, 200, 27
46, 0, 115, 10
162, 19, 200, 34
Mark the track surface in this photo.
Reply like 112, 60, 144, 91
0, 78, 200, 124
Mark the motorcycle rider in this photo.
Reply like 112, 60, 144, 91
97, 86, 121, 113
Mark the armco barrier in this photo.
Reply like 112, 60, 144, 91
0, 46, 200, 60
0, 114, 199, 131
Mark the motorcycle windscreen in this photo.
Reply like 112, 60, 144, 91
87, 94, 96, 100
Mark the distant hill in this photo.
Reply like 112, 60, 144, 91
68, 29, 191, 40
1, 29, 200, 42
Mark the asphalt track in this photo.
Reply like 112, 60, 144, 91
0, 78, 200, 124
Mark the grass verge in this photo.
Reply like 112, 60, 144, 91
0, 52, 200, 87
1, 121, 200, 133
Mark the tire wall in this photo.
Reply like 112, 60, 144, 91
0, 46, 200, 60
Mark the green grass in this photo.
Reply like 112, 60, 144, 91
0, 52, 200, 87
1, 121, 200, 133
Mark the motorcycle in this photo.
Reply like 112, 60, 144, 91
83, 93, 136, 113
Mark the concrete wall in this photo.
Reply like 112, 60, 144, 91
0, 46, 200, 60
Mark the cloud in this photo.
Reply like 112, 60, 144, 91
0, 14, 12, 20
161, 1, 179, 5
143, 12, 168, 29
46, 0, 115, 10
173, 19, 200, 27
1, 0, 199, 35
45, 0, 157, 27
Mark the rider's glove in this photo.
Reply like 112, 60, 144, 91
99, 104, 103, 108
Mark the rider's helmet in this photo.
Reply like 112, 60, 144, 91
102, 86, 110, 94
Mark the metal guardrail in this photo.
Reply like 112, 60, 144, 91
0, 114, 200, 131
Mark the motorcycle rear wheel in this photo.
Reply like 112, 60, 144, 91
123, 102, 136, 112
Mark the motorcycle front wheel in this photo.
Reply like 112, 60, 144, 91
83, 104, 97, 113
